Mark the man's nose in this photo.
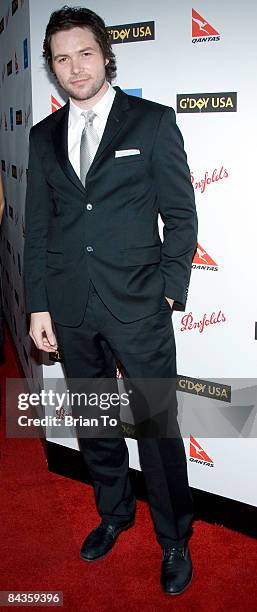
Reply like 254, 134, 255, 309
70, 58, 83, 74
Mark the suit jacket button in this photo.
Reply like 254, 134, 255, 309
86, 203, 92, 211
86, 246, 93, 253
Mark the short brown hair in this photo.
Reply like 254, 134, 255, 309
43, 5, 116, 82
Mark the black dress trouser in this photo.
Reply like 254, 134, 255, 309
54, 281, 194, 548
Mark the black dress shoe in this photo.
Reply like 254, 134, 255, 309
80, 520, 134, 562
161, 544, 192, 595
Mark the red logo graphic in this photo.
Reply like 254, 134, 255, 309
192, 244, 218, 271
51, 95, 62, 113
192, 9, 220, 43
191, 166, 228, 194
180, 310, 226, 334
190, 435, 214, 464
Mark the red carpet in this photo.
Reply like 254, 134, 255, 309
1, 329, 257, 611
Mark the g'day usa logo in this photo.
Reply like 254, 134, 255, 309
177, 92, 237, 113
177, 376, 231, 403
192, 8, 220, 43
107, 21, 155, 44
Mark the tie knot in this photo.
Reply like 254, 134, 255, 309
81, 110, 96, 127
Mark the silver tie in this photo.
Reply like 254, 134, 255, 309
80, 110, 99, 185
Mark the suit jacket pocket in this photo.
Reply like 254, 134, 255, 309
114, 154, 145, 165
120, 245, 161, 266
46, 251, 64, 269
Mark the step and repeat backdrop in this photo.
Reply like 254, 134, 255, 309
1, 0, 257, 505
0, 0, 44, 392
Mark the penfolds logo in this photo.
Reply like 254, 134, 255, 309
180, 310, 226, 334
191, 166, 228, 194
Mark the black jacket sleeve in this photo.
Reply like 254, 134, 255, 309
152, 108, 197, 305
23, 128, 51, 314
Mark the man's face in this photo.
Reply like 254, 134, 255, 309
51, 26, 109, 105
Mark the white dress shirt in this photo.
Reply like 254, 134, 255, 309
68, 82, 116, 178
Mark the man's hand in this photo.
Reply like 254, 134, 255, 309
165, 297, 174, 310
29, 311, 58, 352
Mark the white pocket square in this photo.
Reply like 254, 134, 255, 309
115, 149, 140, 158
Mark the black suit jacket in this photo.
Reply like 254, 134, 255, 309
24, 86, 197, 326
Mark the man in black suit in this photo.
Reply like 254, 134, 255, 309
24, 6, 197, 595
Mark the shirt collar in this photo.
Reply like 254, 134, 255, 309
69, 82, 116, 127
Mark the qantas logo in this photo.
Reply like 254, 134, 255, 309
192, 8, 220, 43
190, 435, 214, 466
51, 95, 62, 113
192, 244, 218, 271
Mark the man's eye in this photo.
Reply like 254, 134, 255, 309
58, 57, 67, 63
82, 52, 91, 57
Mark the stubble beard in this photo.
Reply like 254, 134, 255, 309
60, 73, 106, 102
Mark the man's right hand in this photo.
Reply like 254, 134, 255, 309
29, 311, 58, 353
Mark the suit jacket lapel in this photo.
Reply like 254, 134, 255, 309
51, 87, 131, 191
89, 86, 130, 171
52, 101, 86, 195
